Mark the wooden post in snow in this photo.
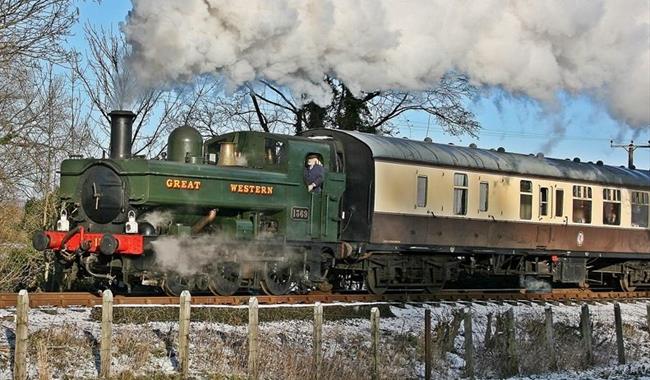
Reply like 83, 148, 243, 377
248, 297, 259, 380
504, 308, 518, 376
14, 289, 29, 380
312, 302, 323, 380
100, 290, 114, 379
580, 304, 593, 366
424, 309, 431, 380
614, 303, 626, 364
178, 291, 191, 377
464, 308, 475, 379
544, 306, 557, 371
370, 307, 380, 380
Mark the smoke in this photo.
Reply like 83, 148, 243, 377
540, 117, 570, 155
151, 235, 225, 275
141, 210, 173, 230
520, 276, 552, 293
124, 0, 650, 128
151, 234, 303, 277
109, 59, 138, 111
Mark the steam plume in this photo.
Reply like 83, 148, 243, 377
124, 0, 650, 127
141, 210, 173, 229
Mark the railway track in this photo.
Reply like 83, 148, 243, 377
1, 289, 650, 308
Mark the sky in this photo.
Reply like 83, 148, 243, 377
69, 0, 650, 169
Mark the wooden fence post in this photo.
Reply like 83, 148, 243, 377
14, 289, 28, 380
580, 304, 593, 366
505, 308, 518, 376
370, 307, 380, 380
646, 304, 650, 334
424, 309, 431, 380
100, 290, 114, 379
544, 306, 557, 370
248, 297, 259, 380
178, 291, 191, 378
464, 308, 475, 379
614, 303, 625, 364
312, 302, 323, 380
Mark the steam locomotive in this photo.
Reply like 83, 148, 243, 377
32, 110, 650, 295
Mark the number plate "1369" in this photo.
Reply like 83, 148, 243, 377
291, 207, 310, 220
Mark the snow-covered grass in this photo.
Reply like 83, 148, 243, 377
1, 301, 650, 379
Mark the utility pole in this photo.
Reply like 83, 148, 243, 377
610, 140, 650, 169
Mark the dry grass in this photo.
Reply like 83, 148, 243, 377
35, 340, 51, 380
113, 328, 167, 369
28, 323, 94, 379
4, 304, 648, 379
0, 247, 45, 292
91, 304, 395, 324
471, 307, 649, 378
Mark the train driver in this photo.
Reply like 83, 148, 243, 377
304, 153, 325, 193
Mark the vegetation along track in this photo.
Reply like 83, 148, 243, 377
1, 289, 650, 308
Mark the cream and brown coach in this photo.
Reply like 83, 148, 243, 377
304, 129, 650, 293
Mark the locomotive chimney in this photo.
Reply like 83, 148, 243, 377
109, 110, 136, 159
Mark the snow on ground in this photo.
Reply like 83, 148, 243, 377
0, 300, 649, 379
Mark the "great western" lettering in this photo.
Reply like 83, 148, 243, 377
165, 178, 201, 190
229, 183, 274, 195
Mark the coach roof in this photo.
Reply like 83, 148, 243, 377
311, 129, 650, 189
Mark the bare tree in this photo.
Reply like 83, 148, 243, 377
0, 0, 76, 64
364, 74, 480, 136
0, 0, 78, 201
244, 74, 480, 136
73, 24, 216, 157
1, 64, 92, 201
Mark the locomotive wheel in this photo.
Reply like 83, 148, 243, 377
162, 272, 194, 296
260, 262, 294, 295
207, 262, 241, 296
365, 265, 387, 295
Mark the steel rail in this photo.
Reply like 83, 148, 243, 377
1, 289, 650, 308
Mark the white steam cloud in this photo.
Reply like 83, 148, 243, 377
124, 0, 650, 127
141, 210, 173, 230
151, 235, 302, 277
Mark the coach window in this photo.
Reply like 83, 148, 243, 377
539, 187, 549, 217
453, 173, 468, 215
555, 189, 564, 217
520, 180, 533, 220
631, 191, 649, 228
416, 175, 428, 207
479, 182, 489, 212
602, 188, 621, 225
572, 185, 592, 223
